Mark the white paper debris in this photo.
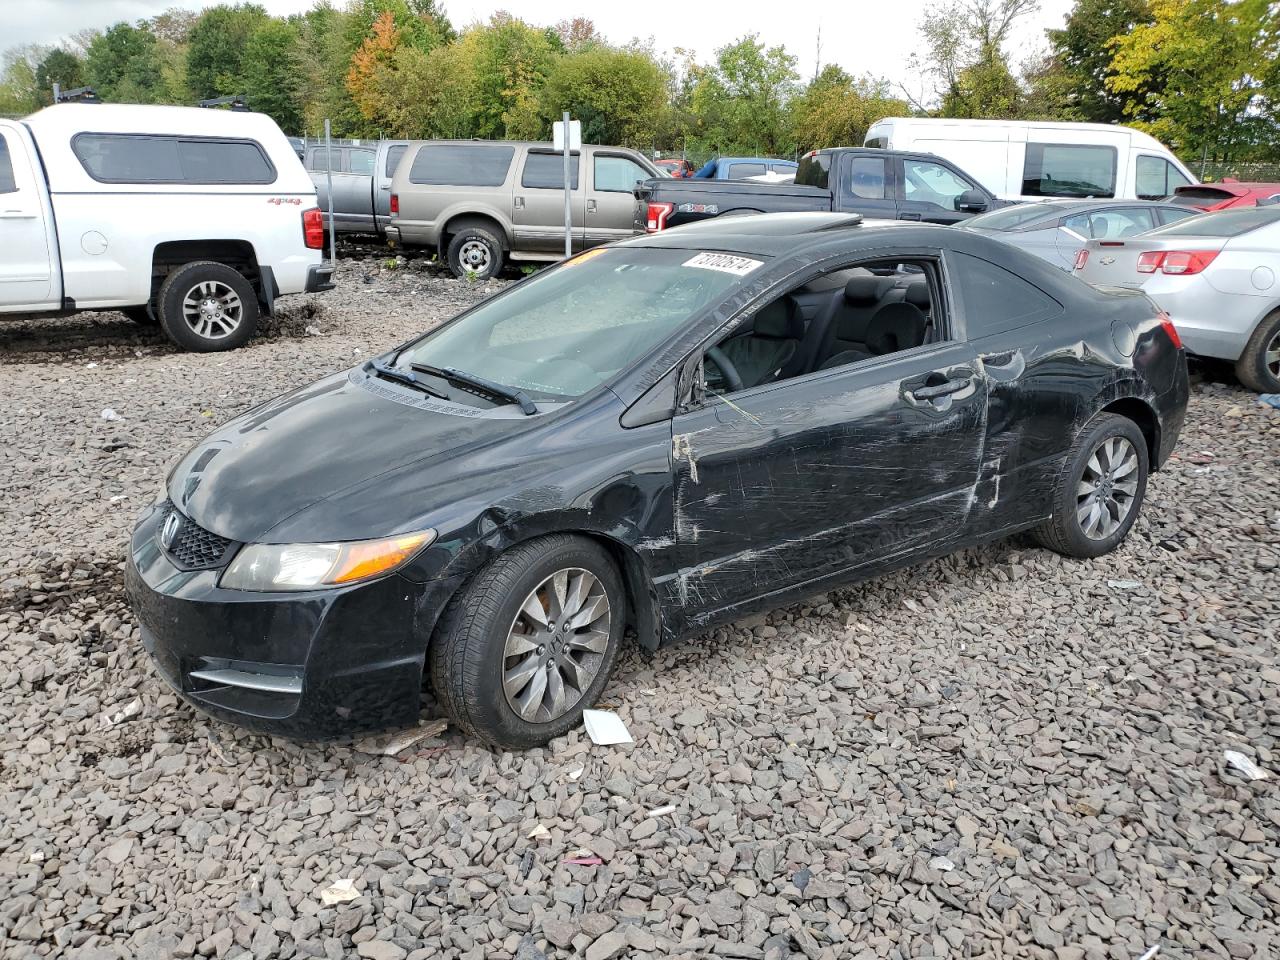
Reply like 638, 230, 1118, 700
1224, 750, 1270, 781
352, 718, 447, 756
99, 697, 143, 728
928, 856, 956, 872
100, 408, 122, 421
319, 877, 360, 905
527, 824, 550, 840
647, 804, 676, 818
1136, 946, 1160, 960
582, 709, 633, 746
28, 850, 45, 863
567, 766, 585, 781
1107, 579, 1143, 590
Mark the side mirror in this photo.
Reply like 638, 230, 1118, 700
956, 189, 988, 213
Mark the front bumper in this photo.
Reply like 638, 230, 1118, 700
125, 503, 461, 739
305, 263, 336, 293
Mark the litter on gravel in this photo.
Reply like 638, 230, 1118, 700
351, 718, 447, 756
1223, 749, 1271, 781
581, 709, 632, 745
318, 877, 360, 906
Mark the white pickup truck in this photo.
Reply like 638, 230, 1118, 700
0, 103, 333, 351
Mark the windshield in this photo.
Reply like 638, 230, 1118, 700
964, 203, 1066, 231
1147, 206, 1280, 239
398, 247, 761, 401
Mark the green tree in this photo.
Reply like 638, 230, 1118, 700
689, 35, 798, 155
916, 0, 1038, 116
790, 66, 908, 151
185, 4, 269, 99
538, 45, 666, 147
1044, 0, 1153, 122
0, 46, 46, 115
469, 15, 562, 139
85, 23, 164, 103
35, 48, 84, 103
1108, 0, 1277, 161
242, 18, 303, 131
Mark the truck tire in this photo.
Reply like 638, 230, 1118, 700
1235, 309, 1280, 393
446, 225, 505, 281
156, 261, 259, 352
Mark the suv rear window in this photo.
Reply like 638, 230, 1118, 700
72, 134, 276, 184
409, 144, 515, 187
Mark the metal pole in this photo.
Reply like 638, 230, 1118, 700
52, 82, 60, 103
324, 119, 336, 271
563, 111, 572, 260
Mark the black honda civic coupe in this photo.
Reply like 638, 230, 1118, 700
126, 213, 1188, 748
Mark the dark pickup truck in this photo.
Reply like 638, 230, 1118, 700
635, 147, 1003, 233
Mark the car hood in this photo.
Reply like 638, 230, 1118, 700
167, 366, 569, 544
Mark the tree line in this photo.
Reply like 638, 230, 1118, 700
0, 0, 1275, 166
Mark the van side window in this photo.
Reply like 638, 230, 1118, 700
952, 252, 1061, 337
72, 134, 277, 185
409, 144, 515, 187
0, 135, 16, 193
1022, 143, 1116, 198
1136, 155, 1192, 200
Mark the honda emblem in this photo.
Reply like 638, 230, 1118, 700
160, 512, 181, 550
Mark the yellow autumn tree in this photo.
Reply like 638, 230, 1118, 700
345, 11, 400, 130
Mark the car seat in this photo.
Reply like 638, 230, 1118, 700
719, 296, 805, 389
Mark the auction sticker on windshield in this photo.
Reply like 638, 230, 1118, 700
683, 252, 762, 276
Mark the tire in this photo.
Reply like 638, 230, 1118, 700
430, 535, 625, 749
1031, 413, 1149, 559
1235, 309, 1280, 393
122, 305, 157, 326
446, 225, 505, 281
156, 261, 259, 352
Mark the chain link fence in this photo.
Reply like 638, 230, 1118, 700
1183, 160, 1280, 183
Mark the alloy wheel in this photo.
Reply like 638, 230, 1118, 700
181, 280, 243, 340
502, 567, 611, 723
1266, 329, 1280, 380
459, 239, 492, 274
1076, 436, 1140, 540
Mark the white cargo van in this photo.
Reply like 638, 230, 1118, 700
864, 118, 1196, 204
0, 103, 332, 351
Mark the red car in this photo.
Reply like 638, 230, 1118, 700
1169, 178, 1280, 211
655, 158, 694, 178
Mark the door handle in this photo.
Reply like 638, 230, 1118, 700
513, 196, 525, 209
911, 375, 973, 401
587, 199, 597, 213
379, 184, 390, 191
898, 212, 922, 221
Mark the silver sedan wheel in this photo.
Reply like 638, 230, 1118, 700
1266, 329, 1280, 380
459, 239, 492, 274
182, 280, 243, 341
502, 567, 611, 723
1076, 436, 1140, 540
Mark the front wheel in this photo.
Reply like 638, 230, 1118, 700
429, 535, 624, 749
1235, 309, 1280, 393
1031, 413, 1149, 559
156, 261, 259, 352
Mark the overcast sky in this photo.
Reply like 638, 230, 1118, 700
11, 0, 1076, 91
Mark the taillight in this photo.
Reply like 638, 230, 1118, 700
302, 207, 324, 250
1136, 250, 1218, 275
1158, 310, 1183, 349
390, 193, 399, 215
1073, 249, 1089, 271
645, 201, 674, 233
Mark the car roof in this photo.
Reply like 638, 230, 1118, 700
718, 156, 797, 165
620, 211, 937, 256
24, 102, 287, 141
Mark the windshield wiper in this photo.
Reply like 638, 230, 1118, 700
370, 360, 450, 400
410, 362, 538, 415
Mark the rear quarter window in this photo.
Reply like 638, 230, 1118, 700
951, 251, 1062, 337
409, 144, 515, 187
72, 134, 276, 185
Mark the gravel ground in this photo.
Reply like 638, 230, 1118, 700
1, 256, 1278, 960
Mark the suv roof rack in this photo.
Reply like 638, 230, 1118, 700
54, 85, 101, 104
198, 95, 250, 112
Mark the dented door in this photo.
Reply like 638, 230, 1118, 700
669, 343, 988, 615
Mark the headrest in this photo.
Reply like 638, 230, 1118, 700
752, 296, 802, 339
904, 282, 931, 309
844, 275, 888, 305
865, 301, 928, 355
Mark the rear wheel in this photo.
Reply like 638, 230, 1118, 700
429, 535, 624, 749
156, 260, 259, 352
1032, 413, 1149, 559
446, 225, 505, 281
1235, 309, 1280, 393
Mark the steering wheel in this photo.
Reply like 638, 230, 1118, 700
705, 346, 744, 393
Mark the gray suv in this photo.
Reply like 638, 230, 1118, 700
387, 140, 662, 279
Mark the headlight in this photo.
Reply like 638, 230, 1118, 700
219, 530, 435, 592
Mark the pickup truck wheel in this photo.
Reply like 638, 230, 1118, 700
157, 261, 258, 352
122, 305, 157, 326
447, 227, 505, 281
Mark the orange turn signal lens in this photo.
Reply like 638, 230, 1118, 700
329, 532, 435, 584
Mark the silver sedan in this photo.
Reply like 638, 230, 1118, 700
1074, 206, 1280, 392
960, 199, 1195, 271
